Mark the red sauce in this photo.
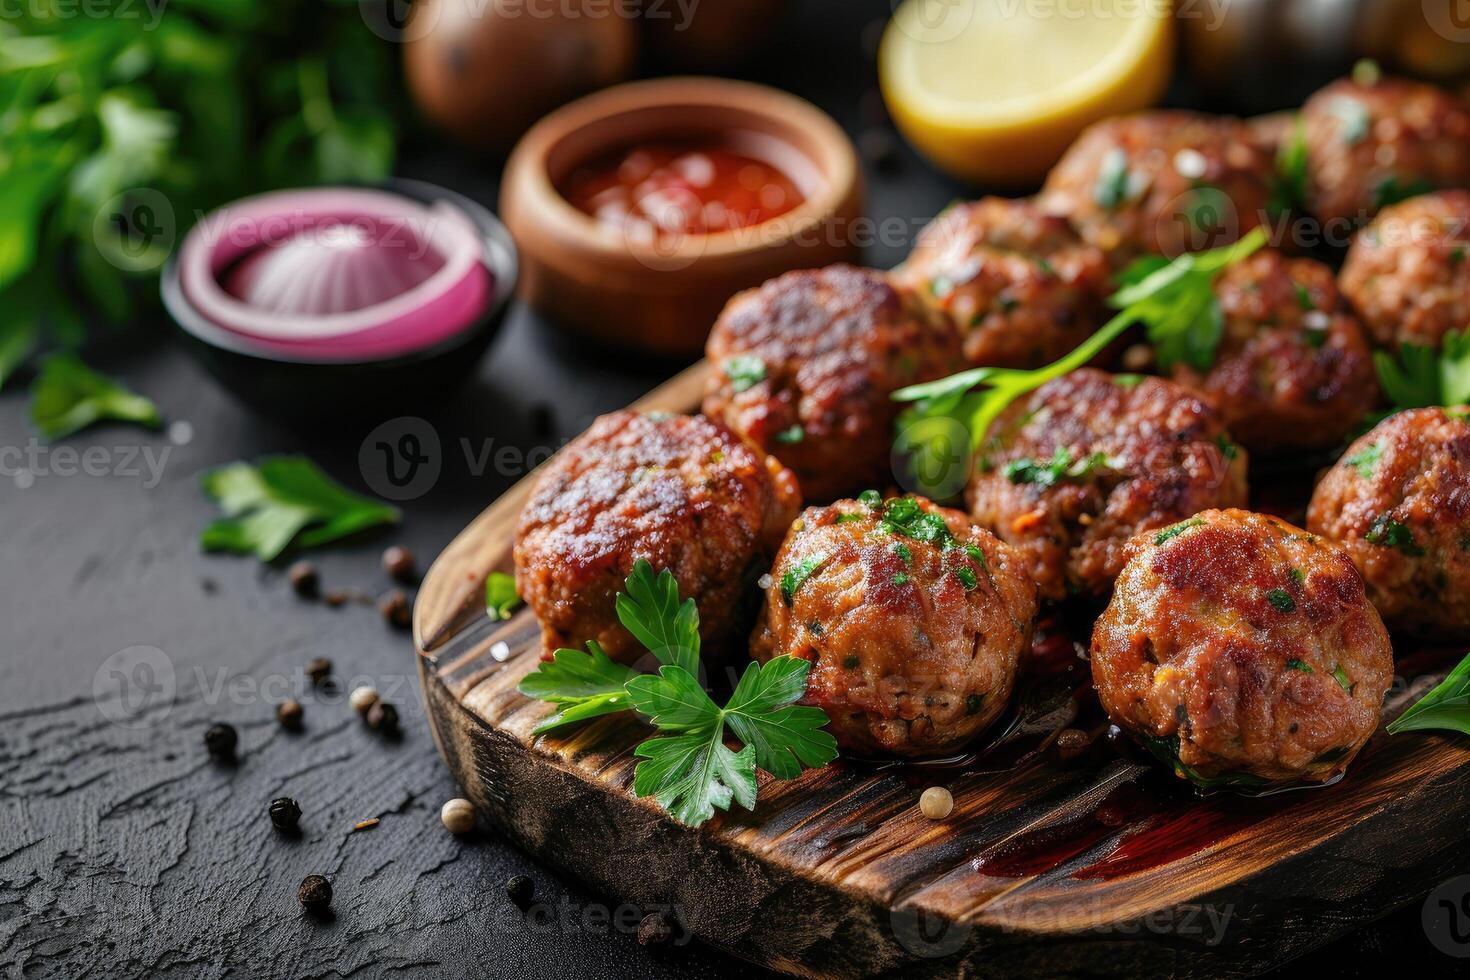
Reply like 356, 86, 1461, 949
560, 140, 806, 241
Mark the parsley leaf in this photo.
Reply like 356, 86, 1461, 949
722, 657, 838, 779
781, 553, 828, 606
632, 725, 757, 828
1154, 517, 1206, 545
1388, 650, 1470, 736
1286, 659, 1314, 673
723, 355, 766, 393
893, 229, 1267, 452
1004, 446, 1108, 488
1344, 442, 1382, 479
615, 559, 700, 674
485, 572, 522, 621
29, 354, 160, 440
1365, 515, 1424, 556
773, 424, 805, 444
199, 457, 400, 561
1373, 329, 1470, 415
1266, 588, 1296, 613
519, 643, 639, 734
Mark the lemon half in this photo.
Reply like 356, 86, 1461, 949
880, 0, 1175, 187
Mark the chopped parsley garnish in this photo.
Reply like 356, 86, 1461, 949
722, 355, 767, 393
1094, 148, 1132, 209
1344, 443, 1382, 479
1328, 97, 1370, 145
892, 572, 911, 586
485, 572, 523, 621
1286, 659, 1313, 673
1332, 666, 1354, 694
1266, 588, 1296, 613
1215, 434, 1238, 460
1365, 515, 1424, 556
1154, 517, 1206, 546
1288, 567, 1305, 585
1293, 282, 1314, 311
834, 512, 865, 524
965, 693, 984, 715
954, 564, 978, 591
1268, 116, 1309, 216
1112, 373, 1145, 388
1141, 734, 1268, 790
1004, 446, 1108, 488
518, 559, 837, 826
858, 489, 882, 509
773, 424, 805, 444
1388, 650, 1470, 736
1374, 175, 1435, 210
891, 541, 913, 564
781, 553, 828, 606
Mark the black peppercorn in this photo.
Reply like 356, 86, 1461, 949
298, 874, 332, 912
382, 546, 416, 583
637, 911, 674, 946
288, 560, 320, 598
366, 701, 399, 734
304, 658, 332, 686
203, 723, 237, 760
506, 874, 534, 907
276, 699, 304, 731
378, 589, 411, 629
270, 797, 302, 833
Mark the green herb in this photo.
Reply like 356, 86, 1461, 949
1004, 446, 1108, 488
1141, 734, 1268, 790
842, 655, 859, 669
1286, 659, 1313, 673
966, 543, 986, 566
1094, 148, 1132, 209
723, 355, 767, 393
879, 496, 953, 547
858, 489, 882, 509
955, 564, 978, 591
1365, 515, 1424, 556
1154, 517, 1206, 546
1289, 567, 1305, 584
892, 572, 911, 586
929, 275, 954, 299
1353, 58, 1381, 85
518, 643, 639, 734
1266, 588, 1296, 613
1451, 247, 1465, 266
773, 424, 805, 444
965, 693, 984, 715
1293, 282, 1314, 311
1332, 666, 1354, 694
485, 572, 522, 622
1112, 373, 1145, 388
1268, 116, 1309, 216
891, 542, 913, 565
1345, 443, 1382, 479
781, 554, 828, 606
1387, 650, 1470, 736
29, 354, 160, 440
1373, 329, 1470, 415
834, 512, 865, 524
0, 5, 401, 399
199, 457, 400, 561
1329, 97, 1370, 145
893, 230, 1267, 452
1374, 175, 1436, 210
518, 563, 837, 826
1216, 434, 1238, 460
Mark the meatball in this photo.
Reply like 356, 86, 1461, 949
515, 411, 801, 663
1307, 407, 1470, 639
1169, 249, 1378, 454
751, 494, 1038, 756
1339, 191, 1470, 350
1301, 74, 1470, 229
1093, 509, 1393, 788
703, 265, 962, 501
965, 369, 1249, 601
1039, 111, 1275, 264
891, 197, 1112, 368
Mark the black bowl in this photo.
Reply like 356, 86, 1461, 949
162, 179, 518, 428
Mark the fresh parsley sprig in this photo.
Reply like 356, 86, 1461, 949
1388, 651, 1470, 737
893, 229, 1268, 453
30, 354, 161, 441
1373, 329, 1470, 414
516, 559, 838, 827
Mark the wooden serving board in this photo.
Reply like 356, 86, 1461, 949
413, 361, 1470, 978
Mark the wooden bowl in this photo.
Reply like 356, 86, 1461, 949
500, 77, 864, 357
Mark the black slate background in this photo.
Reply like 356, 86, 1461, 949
2, 1, 1468, 976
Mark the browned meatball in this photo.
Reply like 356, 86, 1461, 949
1093, 509, 1393, 788
703, 265, 962, 501
1040, 112, 1275, 264
1307, 407, 1470, 639
515, 411, 801, 663
1169, 249, 1378, 454
1339, 191, 1470, 350
751, 494, 1037, 756
965, 369, 1249, 601
1301, 75, 1470, 229
891, 197, 1112, 368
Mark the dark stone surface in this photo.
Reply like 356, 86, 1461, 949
1, 1, 1466, 976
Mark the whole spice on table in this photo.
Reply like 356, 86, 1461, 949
349, 686, 379, 716
276, 699, 304, 731
204, 723, 237, 761
506, 875, 534, 908
298, 874, 332, 912
638, 912, 674, 946
919, 786, 953, 820
304, 657, 333, 686
382, 546, 416, 583
378, 589, 412, 629
441, 798, 477, 835
366, 701, 399, 735
288, 560, 320, 598
270, 797, 302, 833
